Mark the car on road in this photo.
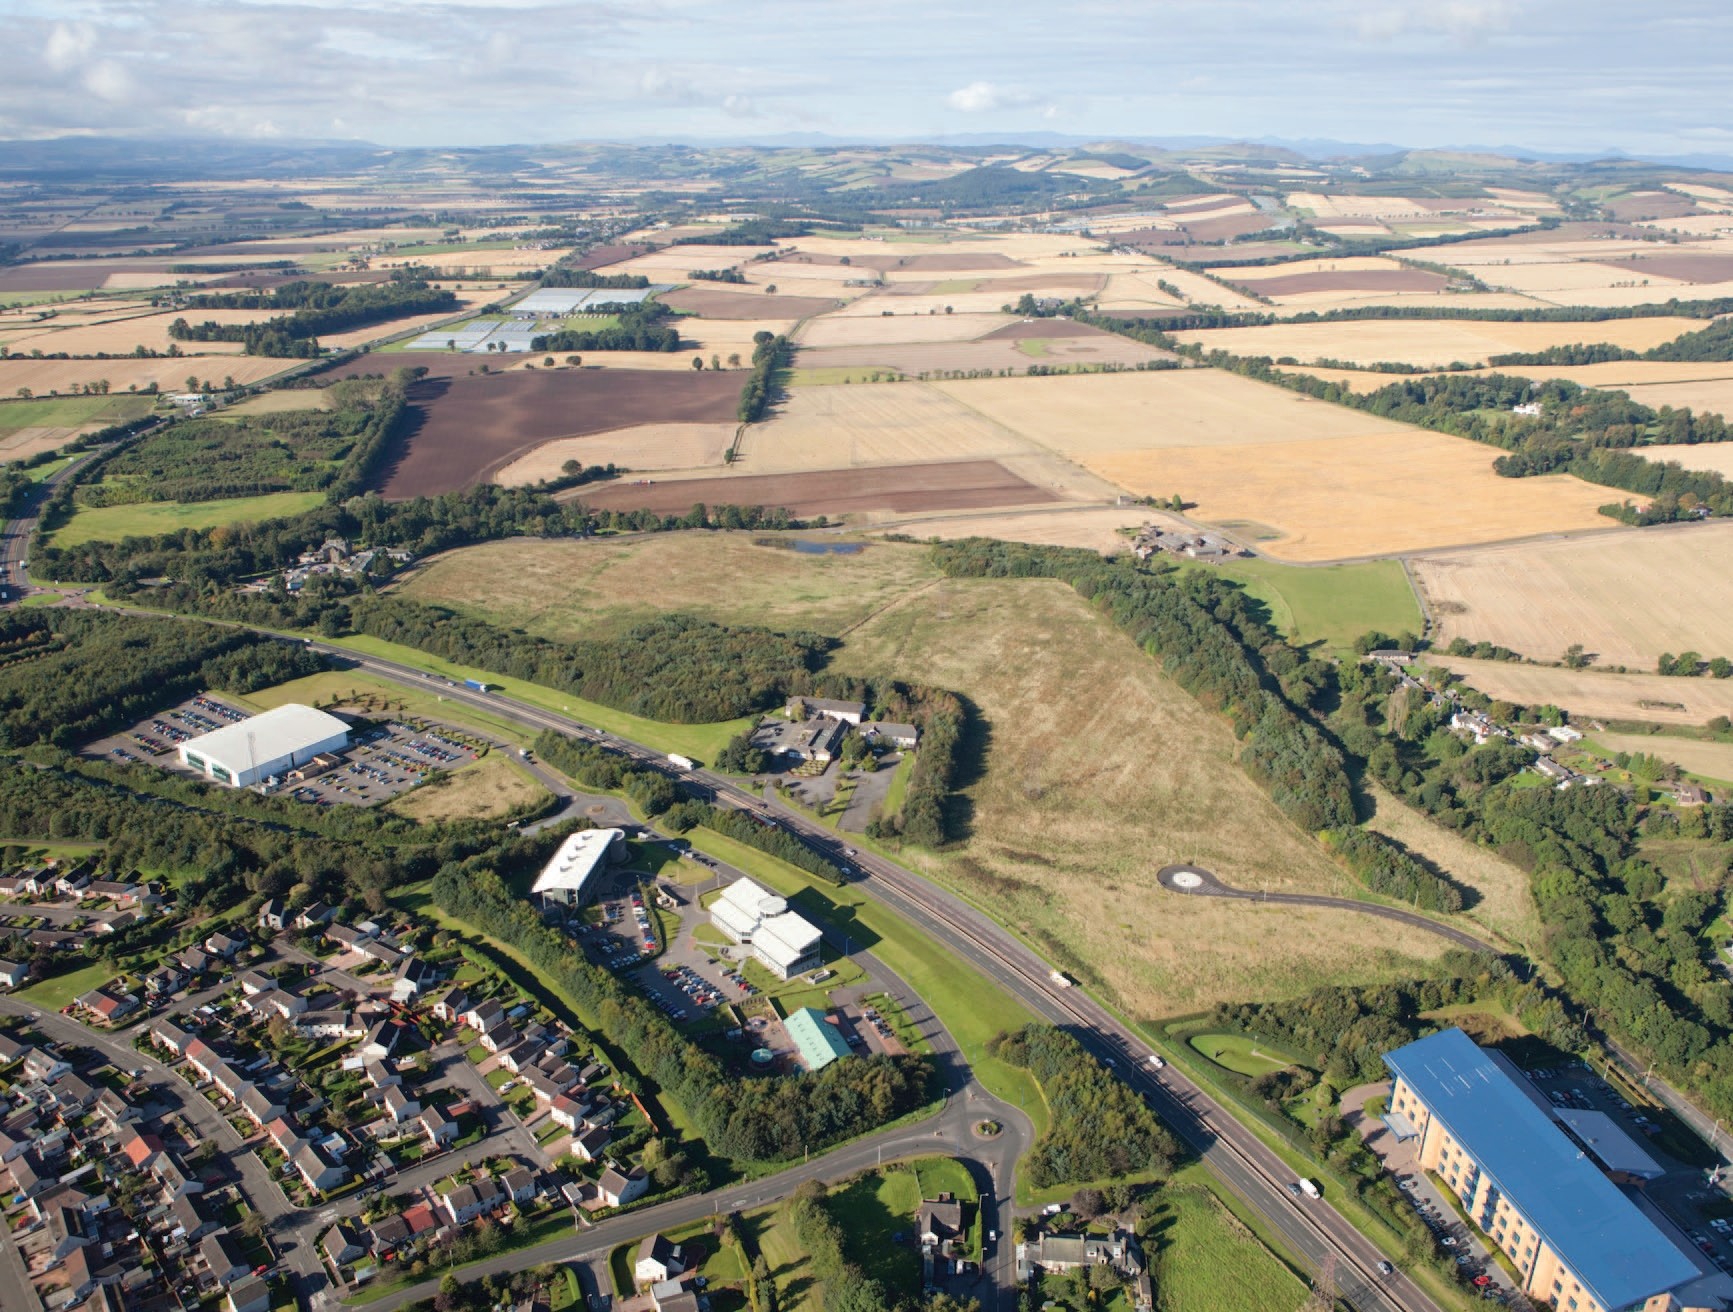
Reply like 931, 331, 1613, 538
1442, 1237, 1458, 1247
1378, 1262, 1394, 1276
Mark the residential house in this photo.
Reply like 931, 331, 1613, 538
150, 1153, 203, 1200
651, 1279, 700, 1312
260, 989, 308, 1018
0, 959, 27, 989
461, 999, 505, 1033
176, 946, 212, 976
786, 696, 865, 725
201, 1231, 251, 1287
502, 1165, 536, 1204
479, 1020, 519, 1054
860, 721, 920, 750
77, 987, 139, 1023
393, 955, 435, 1002
570, 1125, 611, 1164
265, 1118, 307, 1160
51, 1072, 99, 1112
597, 1163, 648, 1208
917, 1194, 964, 1250
294, 901, 333, 929
238, 1083, 286, 1127
95, 910, 139, 935
238, 970, 275, 996
1017, 1230, 1144, 1276
204, 930, 246, 960
549, 1094, 587, 1134
443, 1176, 503, 1225
294, 1144, 347, 1193
367, 1214, 411, 1256
10, 1149, 51, 1199
357, 938, 402, 968
382, 1085, 421, 1124
295, 1010, 363, 1040
257, 898, 286, 931
360, 1019, 399, 1061
429, 985, 470, 1024
146, 964, 187, 996
0, 1031, 29, 1064
22, 1049, 70, 1083
170, 1192, 219, 1242
497, 1039, 544, 1075
38, 1188, 92, 1261
364, 1060, 400, 1089
419, 1105, 456, 1147
93, 1088, 138, 1132
324, 923, 371, 953
151, 1018, 192, 1056
121, 1131, 166, 1173
228, 1277, 271, 1312
322, 1223, 368, 1268
61, 1243, 101, 1302
635, 1234, 686, 1285
522, 1069, 561, 1103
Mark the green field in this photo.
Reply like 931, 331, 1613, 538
19, 960, 120, 1011
1188, 1033, 1301, 1077
1183, 557, 1422, 654
682, 827, 1048, 1131
51, 490, 325, 547
830, 1170, 922, 1293
1148, 1178, 1308, 1312
0, 393, 154, 434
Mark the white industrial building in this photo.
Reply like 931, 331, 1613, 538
709, 877, 823, 980
530, 829, 626, 907
178, 704, 350, 789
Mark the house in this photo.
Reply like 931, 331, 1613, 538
39, 1188, 91, 1261
261, 989, 309, 1018
204, 930, 246, 960
1017, 1229, 1144, 1276
860, 721, 920, 750
51, 1072, 99, 1112
786, 696, 865, 725
152, 1017, 192, 1055
382, 1085, 421, 1123
430, 985, 470, 1023
228, 1276, 272, 1312
95, 909, 139, 934
1674, 781, 1711, 806
22, 1049, 70, 1083
170, 1192, 219, 1242
266, 1117, 307, 1159
295, 1010, 363, 1040
202, 1231, 251, 1287
238, 969, 275, 996
497, 1039, 545, 1075
462, 999, 506, 1032
294, 1144, 348, 1193
651, 1280, 700, 1312
61, 1243, 100, 1302
0, 1031, 29, 1065
295, 901, 334, 929
419, 1105, 457, 1146
324, 922, 370, 952
77, 987, 139, 1022
93, 1087, 138, 1132
121, 1130, 166, 1172
323, 1222, 368, 1268
549, 1094, 587, 1134
84, 879, 138, 904
360, 1018, 399, 1061
357, 938, 402, 968
146, 964, 187, 996
443, 1176, 503, 1225
368, 1214, 411, 1255
364, 1060, 400, 1089
257, 898, 286, 931
10, 1149, 52, 1199
917, 1194, 964, 1249
0, 959, 27, 989
635, 1233, 686, 1285
239, 1083, 286, 1126
177, 946, 212, 976
597, 1163, 648, 1208
1534, 757, 1573, 782
393, 954, 435, 1001
571, 1125, 611, 1163
502, 1165, 537, 1204
479, 1021, 518, 1054
522, 1068, 563, 1103
151, 1153, 203, 1199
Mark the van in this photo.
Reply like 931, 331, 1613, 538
1298, 1178, 1320, 1199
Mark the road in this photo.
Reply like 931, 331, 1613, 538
293, 642, 1437, 1312
1155, 864, 1493, 955
0, 450, 96, 602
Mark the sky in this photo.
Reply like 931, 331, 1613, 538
0, 0, 1730, 160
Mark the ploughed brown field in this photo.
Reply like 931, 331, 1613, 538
1179, 213, 1280, 242
1593, 252, 1733, 283
572, 243, 655, 270
980, 319, 1112, 341
377, 368, 742, 499
572, 459, 1059, 516
659, 287, 840, 319
1603, 192, 1701, 222
1224, 268, 1451, 297
0, 263, 144, 292
849, 252, 1025, 273
323, 351, 497, 381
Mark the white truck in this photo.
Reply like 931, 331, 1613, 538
668, 753, 695, 772
1049, 969, 1072, 988
1298, 1178, 1320, 1199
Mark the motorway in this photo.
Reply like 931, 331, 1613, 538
298, 641, 1439, 1312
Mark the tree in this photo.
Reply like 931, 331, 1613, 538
186, 376, 200, 393
692, 356, 704, 370
566, 355, 581, 366
14, 388, 28, 400
544, 356, 555, 366
1712, 657, 1733, 680
727, 353, 741, 368
1072, 1187, 1105, 1220
1564, 643, 1590, 669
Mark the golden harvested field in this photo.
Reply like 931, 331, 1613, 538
388, 754, 550, 824
1364, 782, 1538, 947
867, 505, 1173, 553
1587, 733, 1733, 783
739, 381, 1035, 470
0, 355, 294, 395
493, 422, 738, 483
222, 390, 333, 416
1091, 430, 1610, 561
1618, 379, 1733, 421
1645, 442, 1733, 474
1412, 522, 1733, 668
1174, 316, 1701, 367
1, 308, 256, 357
934, 368, 1413, 456
836, 576, 1454, 1014
1115, 265, 1264, 311
1096, 270, 1190, 311
1282, 359, 1733, 396
797, 312, 1015, 348
1429, 657, 1733, 726
0, 428, 84, 460
378, 246, 572, 276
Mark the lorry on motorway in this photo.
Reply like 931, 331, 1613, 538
1049, 969, 1072, 988
463, 678, 492, 692
668, 753, 696, 771
1298, 1178, 1320, 1199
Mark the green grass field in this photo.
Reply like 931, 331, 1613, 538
683, 827, 1047, 1130
1182, 557, 1421, 654
1149, 1177, 1308, 1312
0, 393, 154, 434
51, 490, 325, 547
829, 1171, 922, 1294
19, 960, 119, 1011
1188, 1033, 1301, 1077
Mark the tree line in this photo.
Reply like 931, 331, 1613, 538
739, 333, 793, 423
531, 302, 682, 353
168, 276, 457, 356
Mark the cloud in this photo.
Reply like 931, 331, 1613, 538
44, 21, 95, 72
946, 80, 1044, 113
1351, 0, 1514, 43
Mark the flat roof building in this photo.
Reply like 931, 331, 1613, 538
710, 877, 822, 980
785, 1007, 852, 1072
179, 703, 350, 790
531, 829, 626, 907
1386, 1029, 1701, 1312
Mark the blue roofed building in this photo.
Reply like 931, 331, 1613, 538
1385, 1028, 1705, 1312
784, 1007, 852, 1072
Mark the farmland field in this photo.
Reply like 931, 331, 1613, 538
1427, 657, 1733, 726
1645, 441, 1733, 474
867, 505, 1160, 553
493, 422, 738, 483
379, 368, 743, 498
796, 312, 1014, 348
660, 287, 839, 320
1412, 523, 1733, 668
1585, 733, 1733, 785
1086, 429, 1611, 561
0, 355, 294, 397
1277, 360, 1733, 396
50, 490, 326, 547
1173, 316, 1700, 367
0, 393, 154, 436
221, 390, 334, 416
1197, 558, 1422, 654
400, 534, 1457, 1015
741, 381, 1033, 470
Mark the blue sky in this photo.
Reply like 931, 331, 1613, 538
0, 0, 1728, 159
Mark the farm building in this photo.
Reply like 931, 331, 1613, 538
530, 829, 626, 907
1384, 1028, 1702, 1312
178, 704, 350, 789
709, 877, 823, 979
785, 1007, 852, 1072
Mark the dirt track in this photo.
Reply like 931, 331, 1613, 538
571, 460, 1060, 517
376, 368, 742, 498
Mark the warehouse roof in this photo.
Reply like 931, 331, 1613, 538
181, 704, 349, 770
1385, 1029, 1697, 1310
785, 1007, 852, 1071
530, 829, 623, 897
